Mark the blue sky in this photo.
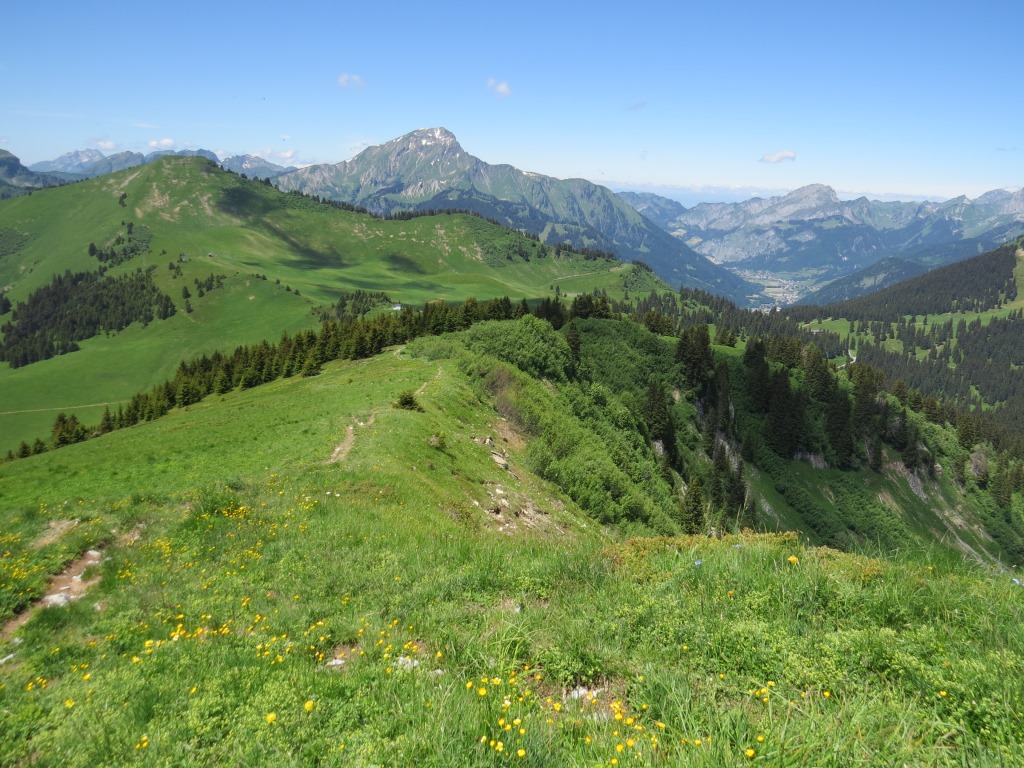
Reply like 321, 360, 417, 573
3, 0, 1021, 203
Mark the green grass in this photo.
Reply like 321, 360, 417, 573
0, 157, 658, 451
2, 346, 1023, 766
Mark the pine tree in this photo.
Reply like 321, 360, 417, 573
99, 406, 114, 434
300, 349, 322, 377
681, 475, 705, 532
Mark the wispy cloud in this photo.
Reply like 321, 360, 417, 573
625, 101, 647, 111
337, 73, 366, 89
148, 138, 175, 149
487, 78, 511, 98
96, 139, 117, 150
134, 121, 158, 129
760, 149, 797, 164
996, 146, 1018, 152
278, 149, 295, 161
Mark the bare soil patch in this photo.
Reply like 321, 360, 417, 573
1, 549, 103, 640
31, 519, 79, 549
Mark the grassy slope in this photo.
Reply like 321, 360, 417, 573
1, 348, 1023, 766
0, 157, 653, 452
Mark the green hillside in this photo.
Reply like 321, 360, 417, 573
2, 323, 1023, 766
0, 157, 656, 452
787, 241, 1024, 439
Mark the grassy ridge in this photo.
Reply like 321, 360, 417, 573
2, 342, 1023, 765
0, 157, 655, 452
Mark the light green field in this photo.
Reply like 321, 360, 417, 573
1, 348, 1022, 766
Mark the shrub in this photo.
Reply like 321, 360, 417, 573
394, 391, 424, 411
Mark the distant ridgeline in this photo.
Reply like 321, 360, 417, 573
0, 221, 175, 367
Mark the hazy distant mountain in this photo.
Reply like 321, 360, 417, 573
275, 128, 762, 303
618, 185, 1024, 300
76, 151, 144, 177
0, 150, 67, 198
220, 154, 296, 179
143, 148, 219, 164
28, 149, 105, 174
615, 191, 687, 231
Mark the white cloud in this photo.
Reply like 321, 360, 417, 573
148, 138, 175, 149
278, 149, 295, 161
96, 139, 117, 150
337, 73, 366, 89
760, 149, 797, 164
487, 78, 511, 98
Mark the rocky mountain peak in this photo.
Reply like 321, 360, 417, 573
407, 127, 458, 146
382, 127, 466, 161
788, 183, 840, 206
28, 149, 106, 173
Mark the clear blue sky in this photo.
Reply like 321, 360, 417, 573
3, 0, 1021, 203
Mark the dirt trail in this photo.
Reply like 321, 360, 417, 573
0, 401, 122, 416
329, 367, 441, 464
1, 549, 102, 640
1, 524, 143, 641
329, 426, 356, 463
417, 366, 442, 396
329, 415, 376, 463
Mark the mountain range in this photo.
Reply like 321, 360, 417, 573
619, 184, 1024, 301
18, 132, 1024, 305
272, 128, 762, 303
23, 148, 295, 183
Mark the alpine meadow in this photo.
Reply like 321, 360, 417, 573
2, 142, 1024, 768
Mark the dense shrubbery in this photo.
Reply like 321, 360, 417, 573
463, 316, 572, 381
